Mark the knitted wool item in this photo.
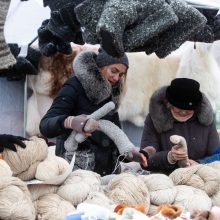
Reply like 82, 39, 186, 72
38, 19, 72, 57
82, 28, 99, 45
145, 0, 207, 58
0, 0, 16, 70
48, 6, 84, 44
74, 0, 107, 39
188, 8, 218, 43
169, 135, 190, 168
43, 0, 82, 11
122, 0, 178, 52
0, 44, 42, 81
97, 0, 140, 57
96, 0, 178, 57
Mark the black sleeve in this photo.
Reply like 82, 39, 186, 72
39, 78, 78, 138
141, 114, 177, 172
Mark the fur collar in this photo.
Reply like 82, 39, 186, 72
149, 86, 214, 133
73, 51, 121, 106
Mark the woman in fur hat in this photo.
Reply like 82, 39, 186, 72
140, 78, 220, 174
39, 49, 147, 176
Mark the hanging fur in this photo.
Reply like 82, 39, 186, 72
176, 42, 220, 111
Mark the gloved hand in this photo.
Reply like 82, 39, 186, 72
0, 134, 26, 152
65, 115, 99, 134
168, 145, 188, 164
139, 146, 156, 159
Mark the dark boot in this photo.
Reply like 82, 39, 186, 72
96, 0, 139, 57
74, 0, 107, 39
153, 0, 207, 58
123, 0, 178, 52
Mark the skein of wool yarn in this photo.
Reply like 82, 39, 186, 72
169, 164, 220, 196
173, 185, 212, 212
140, 174, 177, 205
0, 159, 12, 177
35, 155, 70, 181
36, 193, 75, 220
57, 169, 101, 206
106, 173, 150, 214
28, 184, 58, 201
3, 136, 48, 181
0, 176, 36, 219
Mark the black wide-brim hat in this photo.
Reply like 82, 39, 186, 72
166, 78, 202, 110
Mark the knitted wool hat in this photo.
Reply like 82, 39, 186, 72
0, 0, 16, 70
166, 78, 202, 110
96, 49, 129, 68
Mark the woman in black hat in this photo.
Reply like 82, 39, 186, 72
39, 48, 147, 176
140, 78, 220, 174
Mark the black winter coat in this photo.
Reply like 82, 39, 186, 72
40, 51, 122, 176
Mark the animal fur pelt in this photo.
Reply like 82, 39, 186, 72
176, 42, 220, 111
119, 42, 220, 127
118, 52, 180, 127
26, 47, 81, 136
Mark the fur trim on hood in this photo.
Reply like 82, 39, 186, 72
149, 86, 214, 133
73, 51, 121, 107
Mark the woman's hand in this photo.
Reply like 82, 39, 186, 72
188, 159, 199, 166
170, 144, 188, 161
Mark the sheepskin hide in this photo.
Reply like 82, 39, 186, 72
118, 52, 180, 126
26, 69, 53, 136
176, 42, 220, 110
119, 42, 220, 127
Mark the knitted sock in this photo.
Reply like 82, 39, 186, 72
154, 0, 207, 58
0, 0, 16, 70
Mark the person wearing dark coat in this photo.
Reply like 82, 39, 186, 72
140, 78, 220, 174
39, 49, 147, 176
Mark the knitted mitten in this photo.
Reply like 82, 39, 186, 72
48, 7, 84, 44
38, 20, 72, 56
0, 0, 16, 70
59, 4, 84, 45
38, 20, 58, 56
